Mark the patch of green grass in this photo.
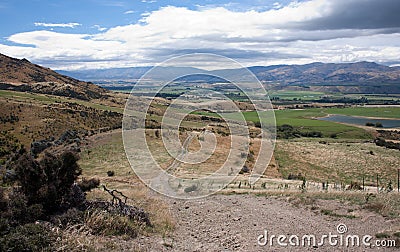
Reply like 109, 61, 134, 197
79, 132, 132, 177
320, 209, 356, 219
0, 90, 61, 104
375, 232, 391, 239
192, 108, 372, 139
274, 109, 370, 139
324, 107, 400, 119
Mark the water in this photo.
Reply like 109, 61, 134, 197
318, 114, 400, 128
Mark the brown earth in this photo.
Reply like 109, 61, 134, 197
131, 193, 399, 251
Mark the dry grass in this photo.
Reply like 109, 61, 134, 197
275, 139, 400, 184
79, 130, 175, 238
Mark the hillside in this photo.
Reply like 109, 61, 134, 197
0, 53, 108, 100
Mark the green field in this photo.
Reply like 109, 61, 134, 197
324, 107, 400, 118
193, 106, 400, 139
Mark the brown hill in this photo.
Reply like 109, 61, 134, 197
0, 53, 108, 100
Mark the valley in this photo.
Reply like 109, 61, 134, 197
0, 54, 399, 251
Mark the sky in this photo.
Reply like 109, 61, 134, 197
1, 0, 400, 70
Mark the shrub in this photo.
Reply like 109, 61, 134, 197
240, 166, 250, 174
184, 184, 198, 193
6, 190, 43, 226
287, 173, 305, 181
0, 217, 10, 235
107, 170, 115, 177
14, 150, 82, 214
84, 210, 139, 238
78, 178, 100, 192
347, 181, 363, 191
0, 223, 55, 252
0, 188, 7, 212
51, 208, 84, 228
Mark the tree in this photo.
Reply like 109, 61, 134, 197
14, 150, 82, 213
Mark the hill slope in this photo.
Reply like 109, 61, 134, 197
0, 53, 108, 100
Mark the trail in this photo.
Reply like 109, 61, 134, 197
135, 193, 399, 251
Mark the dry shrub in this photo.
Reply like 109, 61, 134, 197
77, 177, 100, 192
84, 210, 142, 238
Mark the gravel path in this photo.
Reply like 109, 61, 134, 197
136, 194, 399, 251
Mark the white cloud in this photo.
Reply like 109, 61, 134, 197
124, 10, 135, 14
92, 25, 107, 32
34, 22, 81, 28
272, 2, 283, 10
141, 0, 157, 3
1, 0, 399, 70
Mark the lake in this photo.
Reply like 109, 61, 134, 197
318, 114, 400, 128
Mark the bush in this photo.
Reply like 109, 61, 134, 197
107, 170, 115, 177
14, 150, 82, 213
51, 208, 84, 228
184, 184, 198, 193
0, 223, 55, 252
6, 190, 43, 226
78, 178, 100, 192
277, 124, 322, 139
84, 210, 139, 238
0, 188, 7, 212
287, 173, 305, 181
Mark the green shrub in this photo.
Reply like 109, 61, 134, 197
7, 190, 43, 225
0, 223, 55, 252
51, 208, 84, 228
14, 150, 82, 213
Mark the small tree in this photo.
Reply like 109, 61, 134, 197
14, 150, 82, 214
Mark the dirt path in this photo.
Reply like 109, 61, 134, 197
134, 193, 399, 251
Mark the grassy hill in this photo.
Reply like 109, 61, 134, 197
0, 53, 108, 100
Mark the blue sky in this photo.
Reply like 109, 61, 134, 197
1, 0, 400, 70
0, 0, 290, 40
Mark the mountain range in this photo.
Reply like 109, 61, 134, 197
1, 52, 400, 95
58, 61, 400, 94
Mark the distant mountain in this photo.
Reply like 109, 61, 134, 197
0, 53, 108, 100
247, 62, 400, 85
59, 61, 400, 93
57, 66, 207, 81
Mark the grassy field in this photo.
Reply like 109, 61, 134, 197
324, 107, 400, 118
196, 108, 380, 139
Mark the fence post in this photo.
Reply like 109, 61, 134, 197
397, 169, 399, 192
376, 174, 379, 193
362, 176, 365, 191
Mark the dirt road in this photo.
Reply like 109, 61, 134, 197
135, 193, 399, 251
